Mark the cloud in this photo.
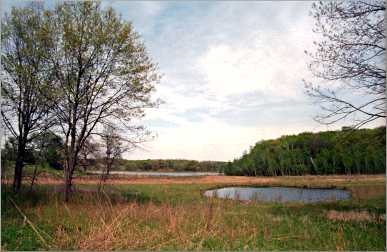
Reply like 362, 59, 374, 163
123, 1, 330, 161
5, 0, 367, 161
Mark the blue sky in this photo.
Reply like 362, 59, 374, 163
2, 1, 382, 161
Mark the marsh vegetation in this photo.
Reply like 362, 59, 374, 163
2, 175, 385, 250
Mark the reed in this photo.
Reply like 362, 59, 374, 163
1, 177, 385, 251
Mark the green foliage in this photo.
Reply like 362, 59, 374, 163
227, 127, 386, 176
31, 131, 64, 170
1, 137, 36, 164
2, 132, 64, 170
89, 159, 226, 172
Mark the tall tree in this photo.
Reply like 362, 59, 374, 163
43, 2, 159, 201
1, 5, 56, 192
305, 0, 385, 128
99, 125, 125, 185
78, 139, 100, 172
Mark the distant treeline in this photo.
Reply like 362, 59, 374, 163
88, 159, 226, 173
225, 127, 386, 176
3, 127, 385, 175
1, 135, 226, 173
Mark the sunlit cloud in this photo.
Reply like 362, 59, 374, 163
3, 1, 370, 161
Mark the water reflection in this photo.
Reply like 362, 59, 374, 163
204, 187, 351, 203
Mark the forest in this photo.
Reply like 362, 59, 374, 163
1, 133, 225, 173
225, 126, 386, 176
103, 159, 225, 172
3, 126, 385, 176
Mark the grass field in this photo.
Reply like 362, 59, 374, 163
1, 175, 386, 250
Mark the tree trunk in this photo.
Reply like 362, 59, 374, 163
64, 164, 71, 202
29, 165, 39, 192
13, 142, 25, 193
64, 156, 75, 202
64, 122, 78, 201
103, 162, 112, 182
99, 157, 113, 192
13, 156, 23, 193
64, 167, 73, 202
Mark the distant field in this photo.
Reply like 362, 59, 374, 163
1, 175, 385, 250
87, 170, 222, 177
3, 173, 385, 185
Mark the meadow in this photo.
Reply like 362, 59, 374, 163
1, 174, 385, 250
1, 1, 385, 251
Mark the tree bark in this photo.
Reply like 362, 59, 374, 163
64, 120, 78, 201
64, 154, 76, 202
13, 156, 23, 193
13, 140, 25, 193
29, 165, 38, 192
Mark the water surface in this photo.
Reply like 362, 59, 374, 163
204, 186, 351, 203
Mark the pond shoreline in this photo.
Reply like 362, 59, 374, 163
204, 186, 352, 203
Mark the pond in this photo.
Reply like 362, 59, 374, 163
90, 171, 222, 177
204, 186, 351, 203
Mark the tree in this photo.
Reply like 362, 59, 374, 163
1, 137, 18, 163
30, 131, 64, 169
42, 2, 159, 201
228, 127, 385, 176
99, 125, 126, 184
1, 136, 36, 170
305, 0, 385, 128
1, 4, 56, 192
78, 139, 100, 172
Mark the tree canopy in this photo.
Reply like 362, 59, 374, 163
1, 2, 160, 199
226, 127, 385, 176
1, 4, 57, 191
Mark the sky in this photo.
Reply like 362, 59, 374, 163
1, 1, 383, 161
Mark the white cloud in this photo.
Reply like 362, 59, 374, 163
127, 118, 336, 161
197, 15, 317, 98
6, 0, 363, 161
124, 2, 327, 161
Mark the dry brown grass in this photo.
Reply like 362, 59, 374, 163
349, 184, 386, 200
326, 210, 385, 223
2, 174, 385, 186
3, 175, 385, 250
56, 196, 268, 250
78, 200, 216, 250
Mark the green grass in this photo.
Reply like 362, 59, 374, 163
1, 177, 385, 250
